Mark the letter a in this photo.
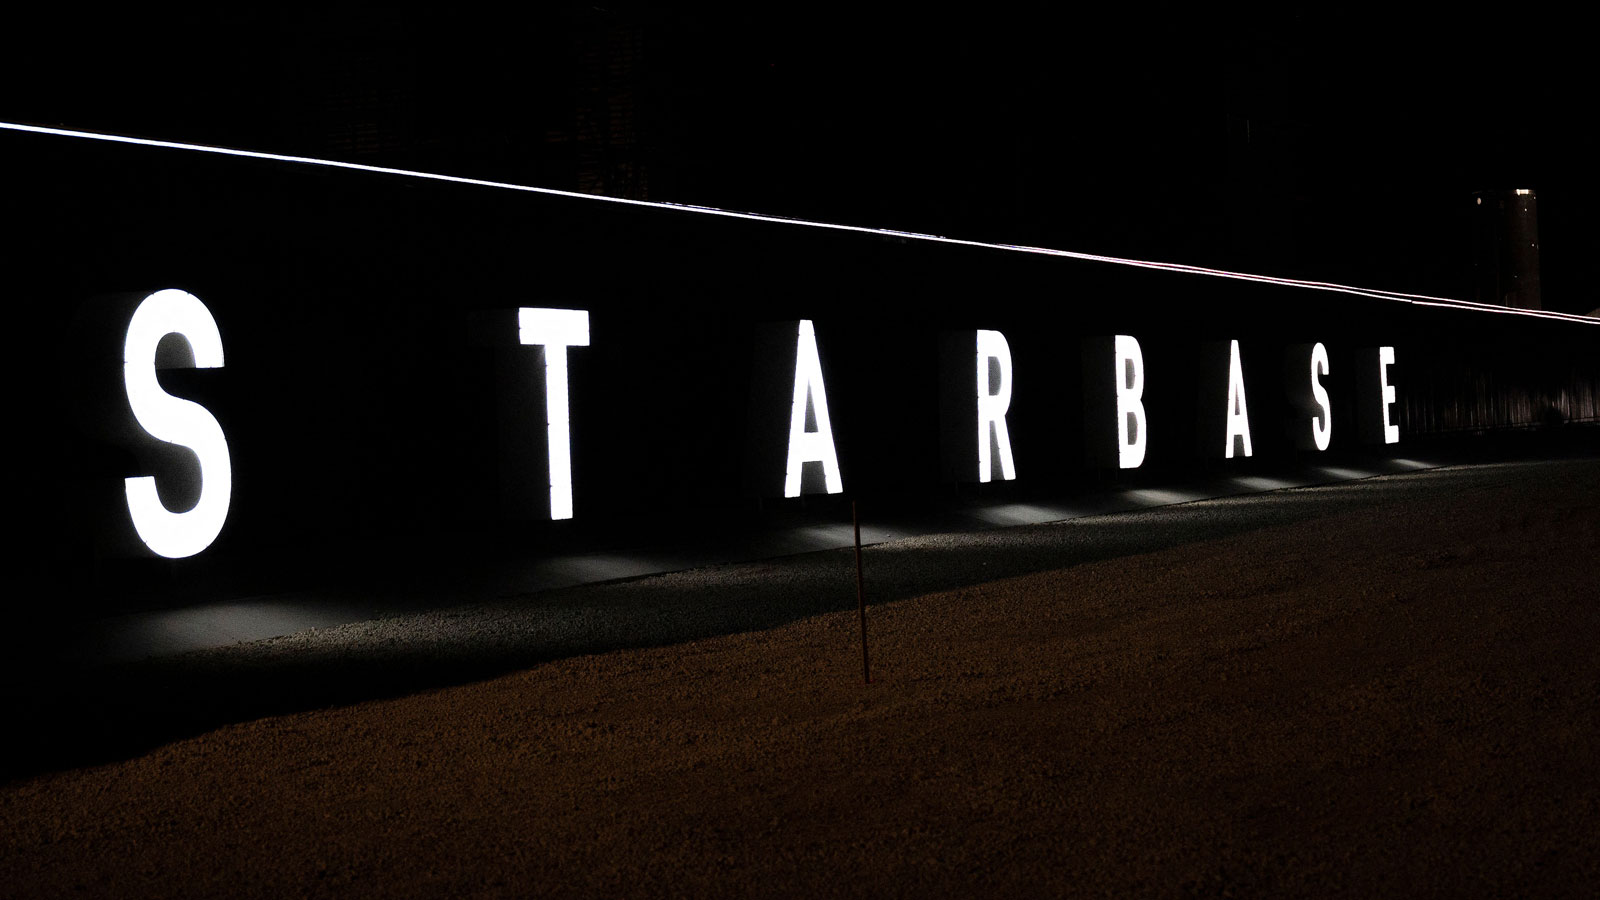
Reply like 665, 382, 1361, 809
1224, 339, 1253, 458
784, 320, 843, 497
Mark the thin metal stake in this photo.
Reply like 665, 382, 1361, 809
854, 500, 870, 684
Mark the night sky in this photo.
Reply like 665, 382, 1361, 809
5, 8, 1593, 311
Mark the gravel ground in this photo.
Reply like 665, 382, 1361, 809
2, 459, 1597, 897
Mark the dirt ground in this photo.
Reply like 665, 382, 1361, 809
2, 460, 1597, 898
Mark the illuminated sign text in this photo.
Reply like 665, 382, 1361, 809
519, 307, 591, 520
784, 319, 843, 498
1115, 335, 1147, 469
1224, 339, 1253, 458
976, 329, 1016, 482
1309, 342, 1332, 451
1378, 346, 1399, 445
123, 289, 232, 559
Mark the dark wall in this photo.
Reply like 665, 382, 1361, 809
5, 10, 1595, 313
8, 130, 1597, 617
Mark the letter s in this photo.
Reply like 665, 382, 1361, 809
123, 289, 232, 558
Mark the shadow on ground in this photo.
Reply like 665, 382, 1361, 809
0, 461, 1582, 782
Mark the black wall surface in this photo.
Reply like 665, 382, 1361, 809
8, 130, 1597, 618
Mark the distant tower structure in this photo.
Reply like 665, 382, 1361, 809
1471, 189, 1541, 310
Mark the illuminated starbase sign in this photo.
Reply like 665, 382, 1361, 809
10, 122, 1586, 565
109, 292, 1404, 558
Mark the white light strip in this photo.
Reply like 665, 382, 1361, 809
4, 120, 1596, 326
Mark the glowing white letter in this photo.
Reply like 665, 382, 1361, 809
784, 320, 843, 497
123, 289, 231, 559
519, 308, 591, 520
1224, 339, 1253, 458
976, 329, 1016, 482
1379, 346, 1399, 444
1309, 342, 1332, 451
1114, 335, 1146, 469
